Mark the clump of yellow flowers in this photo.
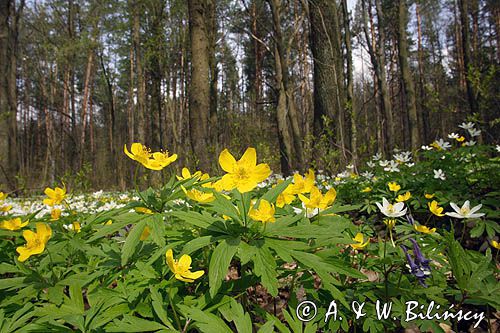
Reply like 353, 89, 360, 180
166, 249, 204, 282
16, 223, 52, 262
124, 143, 177, 170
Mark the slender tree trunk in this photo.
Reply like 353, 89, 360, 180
132, 0, 146, 145
188, 0, 210, 171
396, 0, 420, 150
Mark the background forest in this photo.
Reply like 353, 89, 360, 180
0, 0, 499, 192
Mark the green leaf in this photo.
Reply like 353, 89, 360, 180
253, 246, 279, 296
147, 214, 166, 247
209, 238, 240, 297
261, 178, 293, 203
106, 314, 171, 332
150, 286, 174, 329
182, 236, 217, 255
219, 299, 253, 333
121, 219, 148, 266
184, 307, 233, 333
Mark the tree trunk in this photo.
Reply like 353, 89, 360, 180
396, 0, 420, 150
0, 0, 23, 191
132, 0, 146, 144
188, 0, 210, 171
308, 0, 346, 164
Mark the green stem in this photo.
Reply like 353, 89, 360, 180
240, 191, 247, 227
383, 233, 388, 301
168, 279, 182, 331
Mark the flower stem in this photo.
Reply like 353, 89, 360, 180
239, 191, 247, 227
168, 280, 182, 331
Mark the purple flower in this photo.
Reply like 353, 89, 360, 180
401, 238, 432, 287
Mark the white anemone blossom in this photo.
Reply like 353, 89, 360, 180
467, 128, 481, 137
433, 169, 446, 180
459, 122, 475, 130
445, 200, 484, 219
376, 197, 407, 218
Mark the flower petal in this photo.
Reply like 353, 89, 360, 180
219, 149, 237, 173
239, 147, 257, 166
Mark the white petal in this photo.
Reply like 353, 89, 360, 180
469, 204, 482, 214
450, 202, 461, 214
446, 212, 465, 219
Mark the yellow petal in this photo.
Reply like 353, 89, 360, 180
219, 149, 237, 173
166, 249, 175, 272
239, 147, 257, 167
178, 254, 192, 270
181, 270, 204, 280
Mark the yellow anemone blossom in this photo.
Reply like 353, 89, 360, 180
424, 193, 435, 199
361, 187, 372, 193
0, 192, 7, 201
0, 205, 12, 212
50, 208, 61, 221
135, 207, 154, 214
43, 185, 66, 206
290, 169, 315, 194
176, 167, 202, 181
0, 218, 28, 231
428, 200, 445, 217
140, 226, 150, 241
16, 223, 52, 262
491, 240, 500, 250
166, 249, 204, 282
182, 187, 215, 204
298, 186, 336, 210
387, 182, 401, 192
350, 233, 369, 250
396, 191, 411, 202
456, 136, 465, 142
414, 224, 436, 234
276, 183, 295, 208
218, 147, 271, 193
248, 199, 276, 223
124, 143, 177, 170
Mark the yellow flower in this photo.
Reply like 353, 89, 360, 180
361, 187, 372, 193
43, 185, 66, 206
50, 209, 61, 221
350, 233, 369, 250
428, 200, 445, 217
396, 191, 411, 202
176, 167, 202, 181
298, 186, 336, 210
430, 141, 441, 150
0, 218, 28, 231
248, 199, 276, 223
384, 219, 396, 230
71, 222, 81, 233
135, 207, 154, 214
104, 220, 113, 225
424, 193, 435, 199
0, 192, 7, 201
182, 187, 215, 204
218, 147, 271, 193
491, 240, 500, 250
388, 182, 401, 192
290, 169, 315, 194
414, 224, 436, 234
456, 136, 465, 142
16, 223, 52, 262
140, 226, 150, 241
151, 150, 177, 168
124, 143, 177, 170
0, 205, 12, 212
275, 181, 295, 208
166, 249, 204, 282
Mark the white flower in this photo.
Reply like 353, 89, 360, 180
464, 140, 476, 146
406, 163, 415, 167
433, 169, 446, 180
376, 197, 407, 218
361, 171, 374, 179
434, 139, 452, 150
459, 122, 475, 130
445, 200, 484, 219
393, 152, 412, 163
367, 161, 376, 168
421, 145, 433, 151
379, 160, 390, 167
346, 164, 354, 170
496, 145, 500, 153
468, 128, 481, 137
384, 160, 400, 172
448, 133, 459, 139
372, 153, 382, 161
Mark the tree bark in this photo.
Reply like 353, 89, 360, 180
188, 0, 211, 171
396, 0, 420, 150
